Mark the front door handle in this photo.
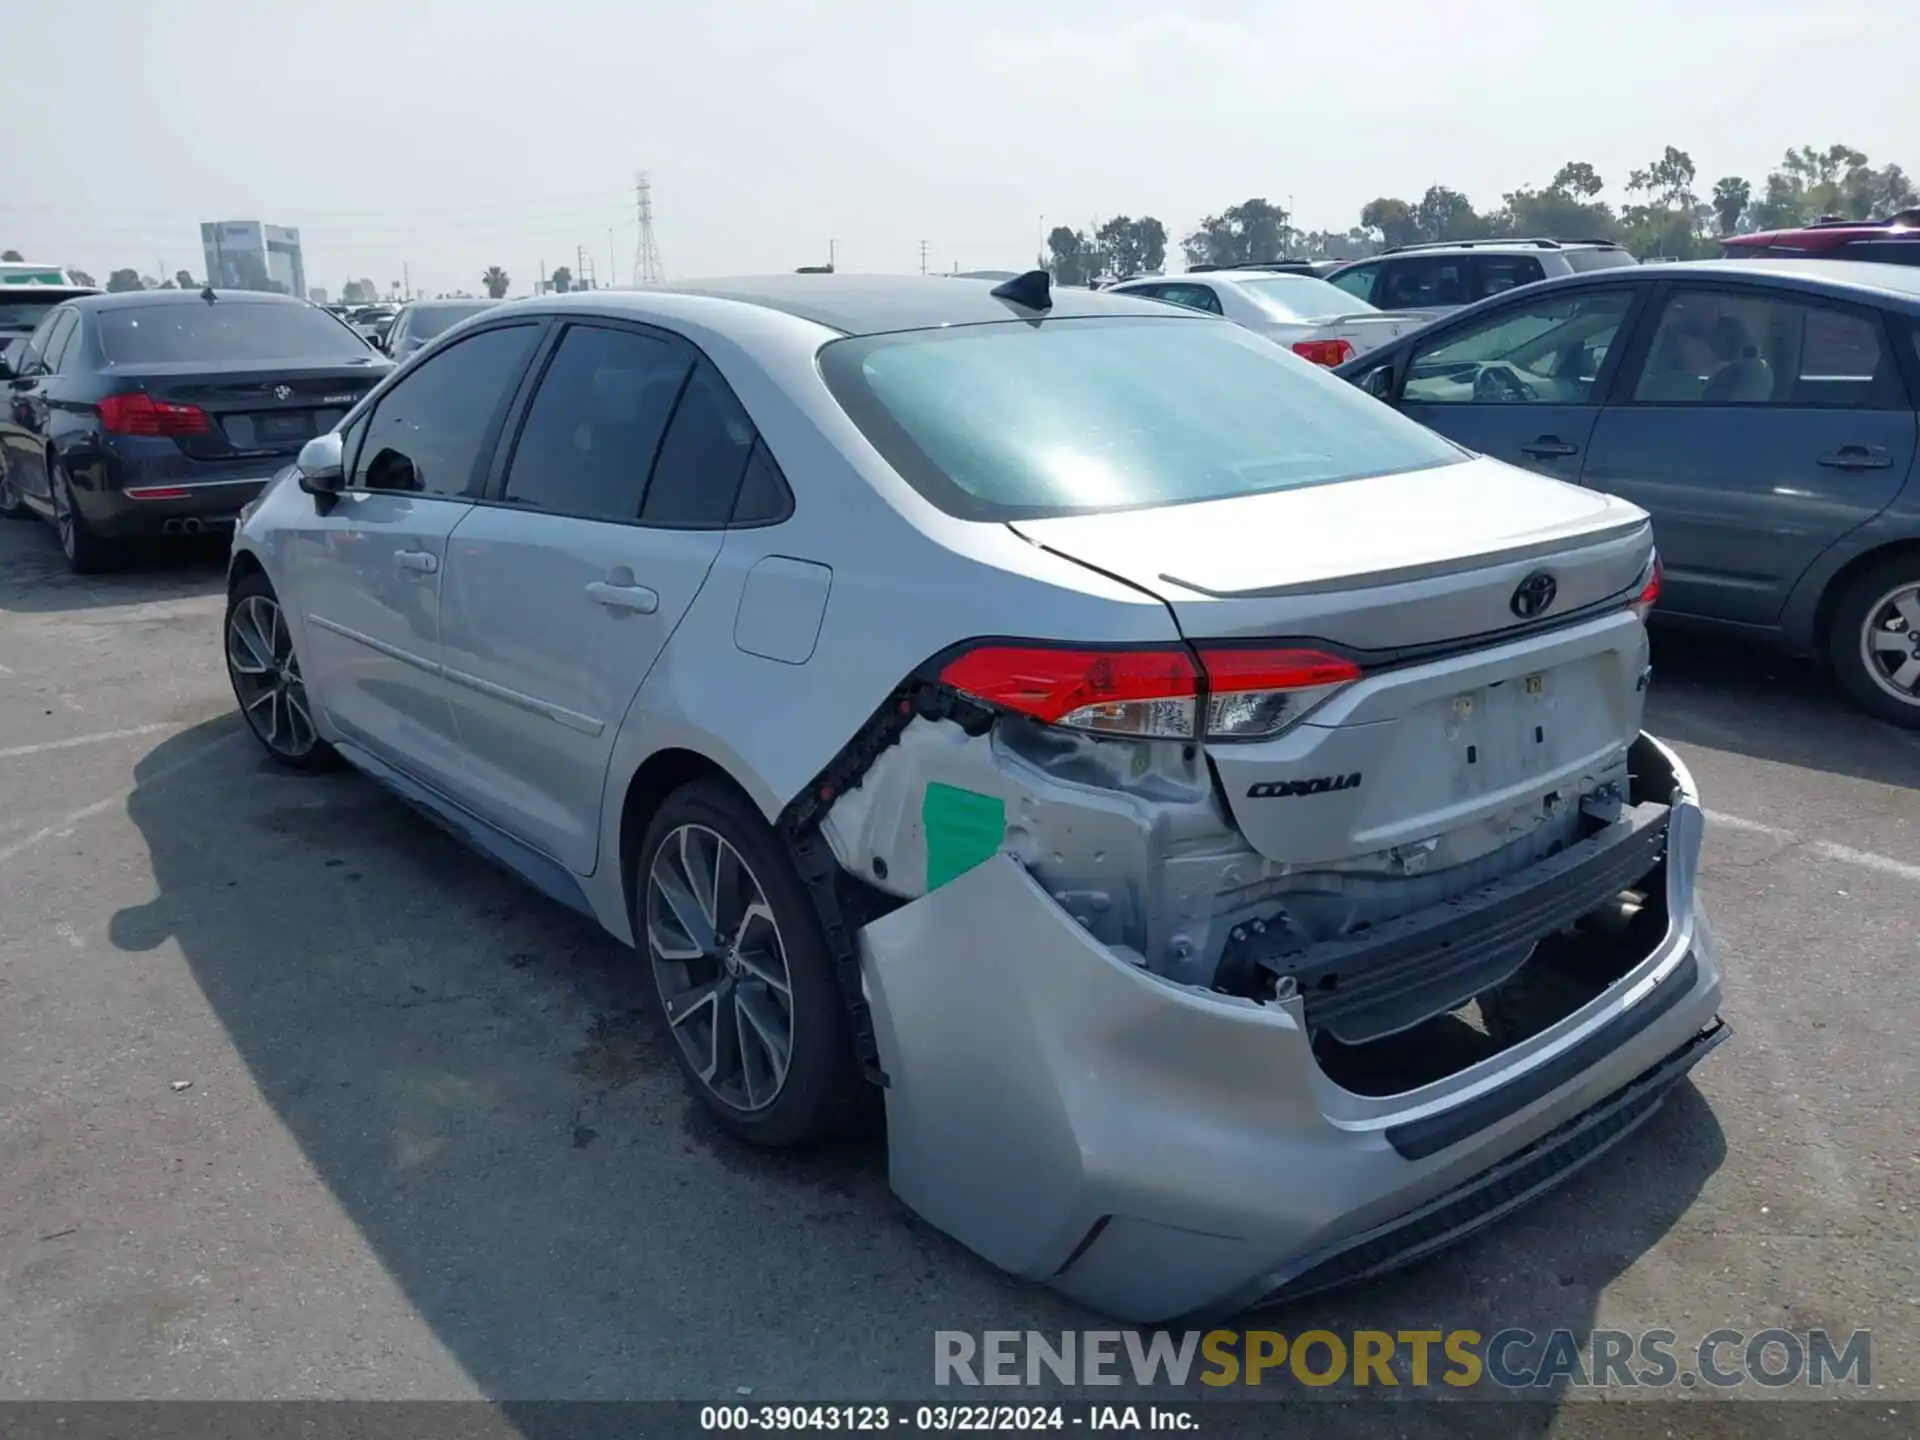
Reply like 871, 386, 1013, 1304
586, 580, 659, 614
394, 548, 439, 574
1520, 436, 1579, 458
1817, 445, 1894, 470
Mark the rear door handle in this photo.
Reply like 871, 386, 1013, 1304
1817, 445, 1894, 470
1520, 436, 1579, 458
394, 548, 439, 574
586, 580, 659, 614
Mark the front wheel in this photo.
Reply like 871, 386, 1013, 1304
224, 571, 337, 769
637, 780, 865, 1147
1830, 558, 1920, 729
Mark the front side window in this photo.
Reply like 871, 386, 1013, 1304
502, 324, 691, 521
407, 302, 498, 343
1327, 263, 1378, 302
1403, 289, 1635, 405
97, 301, 376, 365
352, 323, 540, 496
1630, 289, 1892, 407
819, 315, 1466, 521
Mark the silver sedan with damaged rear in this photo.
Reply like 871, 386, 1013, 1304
222, 270, 1727, 1323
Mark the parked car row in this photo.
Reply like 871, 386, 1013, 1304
218, 270, 1724, 1323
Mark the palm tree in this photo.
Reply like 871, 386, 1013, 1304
482, 266, 510, 299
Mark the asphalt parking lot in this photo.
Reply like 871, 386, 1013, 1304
1, 515, 1915, 1419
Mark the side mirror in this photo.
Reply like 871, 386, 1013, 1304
295, 432, 347, 496
1359, 364, 1396, 400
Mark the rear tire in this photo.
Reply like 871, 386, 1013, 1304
0, 453, 31, 519
49, 461, 118, 574
224, 569, 338, 770
636, 780, 865, 1147
1829, 556, 1920, 729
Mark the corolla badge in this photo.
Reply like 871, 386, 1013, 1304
1510, 571, 1558, 619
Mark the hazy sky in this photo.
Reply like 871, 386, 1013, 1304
1, 0, 1909, 297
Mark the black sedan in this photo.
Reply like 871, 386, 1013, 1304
0, 289, 390, 571
381, 297, 501, 362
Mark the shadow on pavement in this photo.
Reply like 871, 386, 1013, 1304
1646, 628, 1920, 791
0, 520, 227, 614
110, 718, 1728, 1410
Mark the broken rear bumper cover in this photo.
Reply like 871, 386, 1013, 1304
858, 732, 1726, 1323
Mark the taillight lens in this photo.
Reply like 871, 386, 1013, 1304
1630, 553, 1662, 620
98, 392, 211, 436
938, 645, 1199, 739
1291, 338, 1356, 367
938, 643, 1362, 741
1196, 646, 1363, 738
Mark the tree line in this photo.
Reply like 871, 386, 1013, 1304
1043, 141, 1916, 282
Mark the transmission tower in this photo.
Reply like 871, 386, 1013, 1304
632, 172, 664, 285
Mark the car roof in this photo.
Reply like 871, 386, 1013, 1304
620, 272, 1188, 336
1631, 257, 1920, 308
70, 288, 308, 310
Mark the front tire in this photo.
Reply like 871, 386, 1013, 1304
1831, 557, 1920, 729
224, 570, 337, 769
637, 780, 865, 1147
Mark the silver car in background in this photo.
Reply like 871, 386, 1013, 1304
224, 272, 1726, 1321
1107, 269, 1440, 366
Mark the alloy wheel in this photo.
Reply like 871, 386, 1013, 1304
226, 593, 319, 757
50, 471, 74, 557
1859, 582, 1920, 708
646, 823, 795, 1113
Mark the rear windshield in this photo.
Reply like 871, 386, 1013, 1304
406, 302, 496, 341
97, 302, 374, 364
0, 298, 60, 333
1563, 249, 1639, 272
818, 316, 1466, 521
1237, 274, 1376, 320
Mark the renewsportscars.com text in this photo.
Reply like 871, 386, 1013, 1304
934, 1328, 1871, 1391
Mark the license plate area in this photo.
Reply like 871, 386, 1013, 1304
1446, 670, 1557, 796
220, 410, 321, 449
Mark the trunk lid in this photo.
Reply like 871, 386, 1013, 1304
1009, 456, 1654, 866
110, 359, 388, 461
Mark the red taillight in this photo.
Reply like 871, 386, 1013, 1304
938, 643, 1362, 741
98, 392, 211, 437
1291, 338, 1356, 367
939, 645, 1199, 738
1631, 554, 1662, 619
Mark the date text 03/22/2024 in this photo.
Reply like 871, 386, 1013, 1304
699, 1405, 1194, 1432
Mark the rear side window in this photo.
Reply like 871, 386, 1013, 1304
819, 315, 1466, 521
640, 360, 758, 527
98, 302, 374, 364
502, 324, 691, 521
1327, 264, 1378, 303
1377, 257, 1470, 309
353, 323, 540, 497
42, 311, 80, 372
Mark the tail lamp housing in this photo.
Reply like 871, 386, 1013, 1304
98, 392, 211, 437
1291, 338, 1356, 367
938, 642, 1362, 742
1629, 552, 1662, 620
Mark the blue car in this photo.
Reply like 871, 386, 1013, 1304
1336, 258, 1920, 727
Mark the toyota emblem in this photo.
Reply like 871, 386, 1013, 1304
273, 384, 293, 401
1510, 571, 1558, 619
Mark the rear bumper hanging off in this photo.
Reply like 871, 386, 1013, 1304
857, 731, 1726, 1322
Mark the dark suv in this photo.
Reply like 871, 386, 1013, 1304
1324, 238, 1637, 313
1721, 210, 1920, 266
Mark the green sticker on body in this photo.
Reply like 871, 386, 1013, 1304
922, 783, 1006, 890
